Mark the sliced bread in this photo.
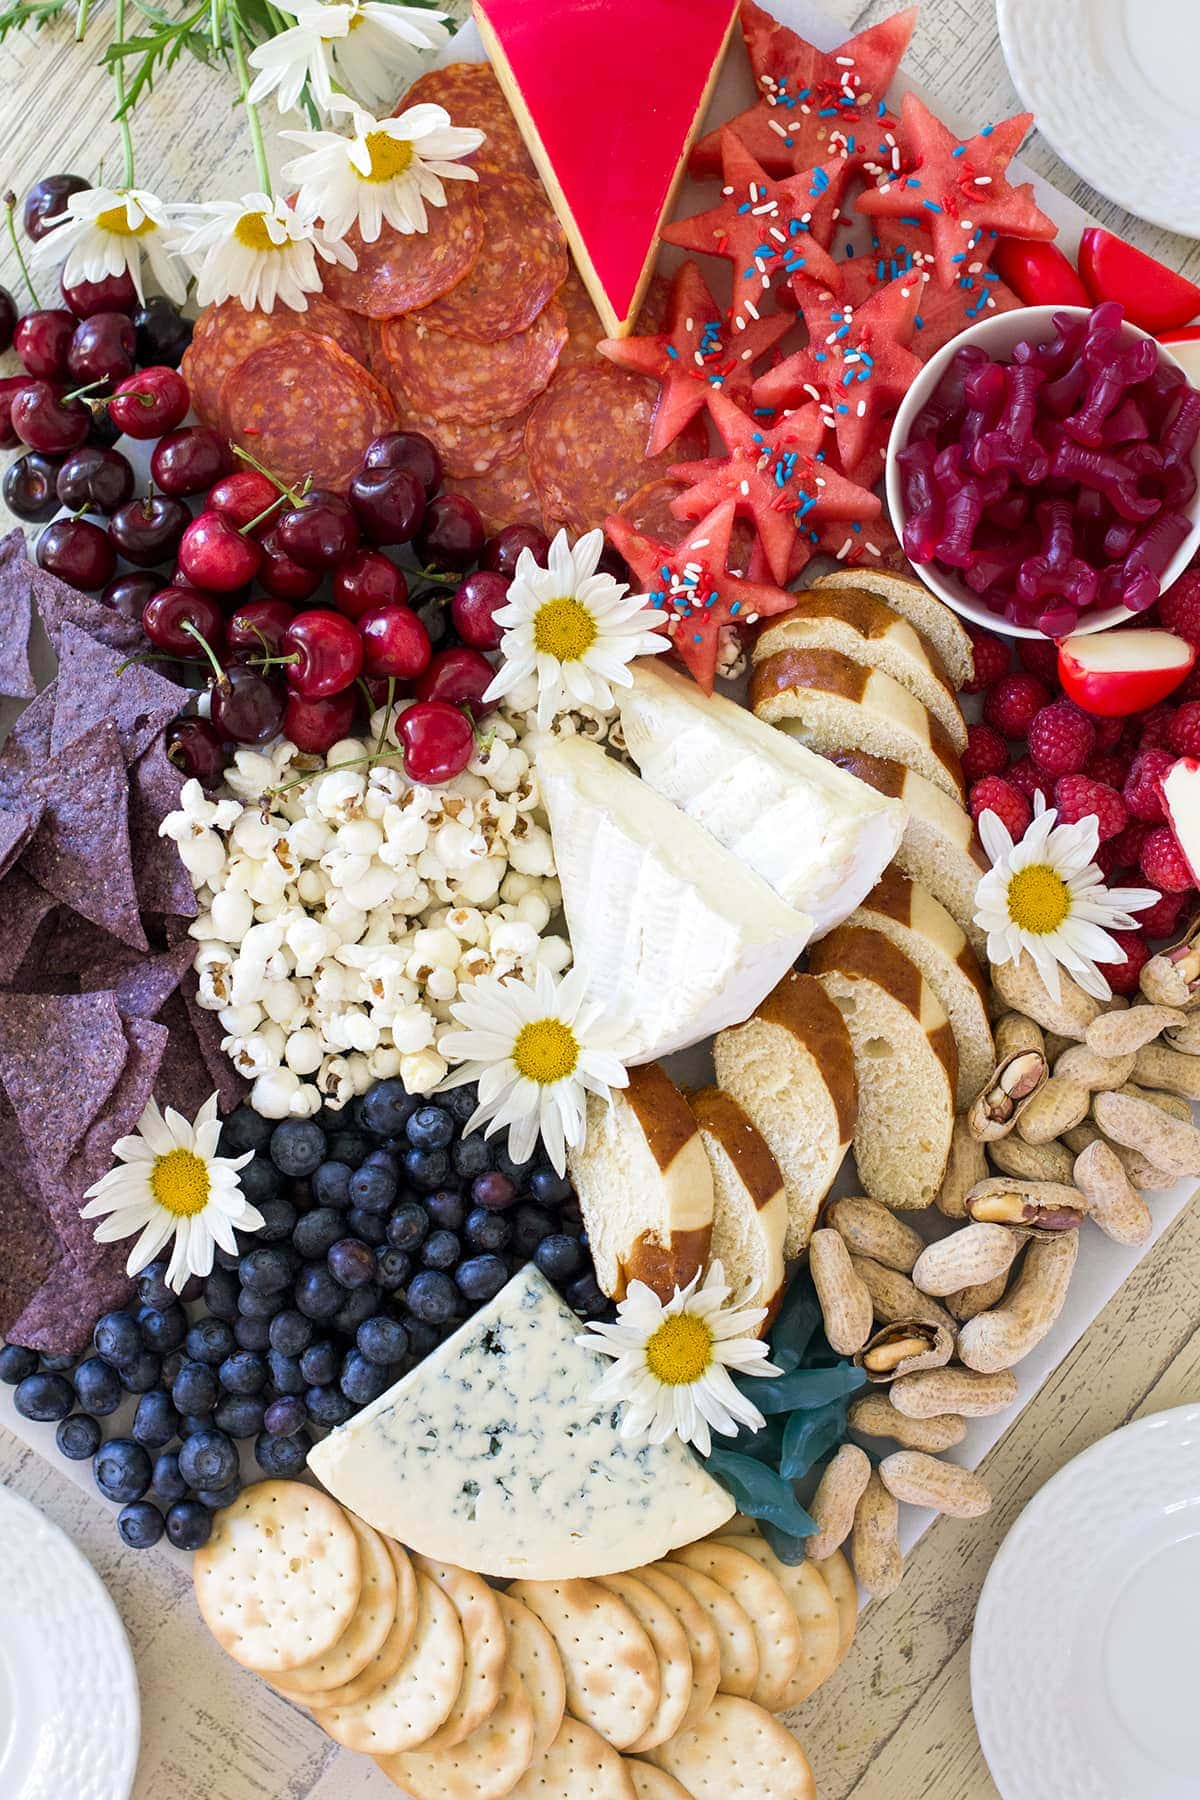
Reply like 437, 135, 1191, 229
752, 591, 967, 753
809, 925, 958, 1210
713, 971, 857, 1258
810, 567, 975, 691
848, 865, 994, 1106
825, 749, 987, 956
568, 1061, 714, 1302
690, 1088, 788, 1330
751, 647, 966, 803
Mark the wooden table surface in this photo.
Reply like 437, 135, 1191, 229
2, 3, 1199, 1798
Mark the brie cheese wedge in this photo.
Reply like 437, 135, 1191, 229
619, 659, 907, 935
537, 733, 813, 1063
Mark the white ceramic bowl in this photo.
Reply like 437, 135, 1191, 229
884, 304, 1200, 640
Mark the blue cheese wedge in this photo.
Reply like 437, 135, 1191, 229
307, 1265, 735, 1579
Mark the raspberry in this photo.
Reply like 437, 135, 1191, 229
1091, 714, 1125, 754
1140, 824, 1195, 893
1017, 635, 1061, 685
968, 775, 1031, 840
1101, 929, 1151, 996
1158, 569, 1200, 647
983, 672, 1052, 739
1135, 887, 1188, 939
962, 723, 1009, 786
1028, 699, 1095, 776
1008, 754, 1054, 807
1110, 818, 1150, 871
963, 627, 1011, 694
1053, 775, 1128, 841
1087, 752, 1130, 790
1123, 748, 1175, 822
1092, 839, 1120, 879
1168, 701, 1200, 757
1137, 702, 1177, 752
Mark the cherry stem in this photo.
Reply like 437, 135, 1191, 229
266, 744, 401, 803
239, 492, 289, 536
182, 620, 231, 691
2, 191, 40, 308
64, 377, 110, 405
231, 442, 306, 509
249, 651, 299, 671
375, 675, 396, 756
412, 566, 460, 588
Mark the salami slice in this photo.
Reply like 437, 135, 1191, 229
413, 171, 567, 341
322, 184, 484, 318
557, 267, 670, 370
448, 451, 544, 537
396, 62, 536, 177
400, 405, 531, 479
378, 300, 566, 426
526, 362, 710, 536
618, 478, 757, 572
182, 294, 371, 427
221, 334, 398, 492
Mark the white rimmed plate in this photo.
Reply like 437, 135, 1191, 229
997, 0, 1200, 238
0, 1488, 140, 1800
971, 1404, 1200, 1799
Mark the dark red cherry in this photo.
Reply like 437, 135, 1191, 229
108, 494, 190, 567
150, 427, 229, 498
67, 311, 136, 386
101, 570, 160, 622
178, 512, 263, 592
132, 297, 192, 369
210, 665, 287, 745
61, 267, 138, 319
3, 452, 61, 522
359, 604, 431, 680
226, 598, 296, 662
56, 444, 135, 514
451, 570, 510, 650
596, 542, 629, 584
38, 517, 116, 590
398, 700, 474, 785
362, 430, 443, 498
208, 469, 280, 531
0, 287, 16, 356
11, 381, 89, 453
14, 309, 75, 379
415, 493, 484, 572
283, 688, 358, 754
256, 525, 322, 602
347, 465, 425, 546
23, 174, 89, 243
107, 366, 189, 438
416, 645, 498, 718
333, 549, 408, 620
274, 490, 360, 570
281, 610, 364, 699
0, 376, 34, 450
142, 586, 226, 658
165, 717, 227, 788
482, 524, 550, 579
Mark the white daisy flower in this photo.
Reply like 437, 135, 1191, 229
484, 529, 671, 730
80, 1095, 261, 1293
175, 193, 357, 314
29, 185, 187, 304
282, 102, 482, 243
248, 0, 449, 116
436, 963, 628, 1175
974, 793, 1157, 1001
576, 1261, 781, 1456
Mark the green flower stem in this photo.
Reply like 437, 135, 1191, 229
3, 192, 40, 307
75, 0, 91, 42
230, 12, 273, 196
113, 0, 136, 186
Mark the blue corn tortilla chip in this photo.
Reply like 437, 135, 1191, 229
0, 988, 128, 1177
0, 1093, 59, 1336
5, 1250, 135, 1355
0, 530, 37, 699
51, 622, 187, 763
31, 556, 145, 659
21, 718, 148, 950
0, 875, 58, 988
0, 804, 42, 885
79, 940, 195, 1021
127, 738, 198, 919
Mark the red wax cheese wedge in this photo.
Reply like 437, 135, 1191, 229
473, 0, 739, 336
1079, 228, 1200, 336
1057, 628, 1195, 718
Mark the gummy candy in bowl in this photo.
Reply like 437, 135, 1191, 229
885, 304, 1200, 640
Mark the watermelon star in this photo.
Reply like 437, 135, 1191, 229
662, 131, 854, 328
668, 389, 882, 585
753, 273, 924, 474
605, 498, 795, 693
856, 93, 1057, 290
834, 218, 1021, 358
597, 260, 793, 458
690, 1, 918, 180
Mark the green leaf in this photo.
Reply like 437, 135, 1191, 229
780, 1400, 847, 1479
702, 1447, 818, 1538
0, 0, 69, 43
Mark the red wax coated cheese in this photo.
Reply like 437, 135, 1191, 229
473, 0, 739, 336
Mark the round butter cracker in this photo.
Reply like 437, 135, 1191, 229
597, 1572, 693, 1754
631, 1564, 721, 1735
644, 1692, 816, 1799
413, 1556, 507, 1750
626, 1762, 692, 1800
509, 1716, 636, 1798
724, 1535, 841, 1709
669, 1540, 803, 1712
376, 1656, 535, 1799
657, 1559, 759, 1701
280, 1542, 418, 1710
507, 1578, 658, 1753
316, 1569, 464, 1755
272, 1516, 396, 1695
811, 1548, 858, 1667
497, 1592, 566, 1763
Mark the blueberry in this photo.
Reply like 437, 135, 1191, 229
471, 1172, 516, 1212
234, 1314, 272, 1351
219, 1106, 275, 1157
421, 1229, 461, 1272
327, 1127, 372, 1166
0, 1343, 38, 1384
340, 1349, 392, 1405
455, 1255, 510, 1304
179, 1428, 238, 1489
152, 1450, 188, 1503
136, 1260, 176, 1310
346, 1207, 388, 1246
132, 1389, 180, 1449
403, 1146, 451, 1191
405, 1104, 454, 1152
255, 1196, 299, 1243
213, 1245, 242, 1272
94, 1309, 143, 1367
267, 1348, 306, 1395
464, 1206, 512, 1253
328, 1237, 377, 1290
377, 1248, 412, 1291
57, 1412, 102, 1460
386, 1202, 428, 1251
220, 1350, 268, 1397
214, 1394, 265, 1438
292, 1206, 346, 1260
305, 1384, 355, 1427
255, 1430, 311, 1478
426, 1189, 466, 1232
567, 1272, 610, 1319
299, 1340, 338, 1386
179, 1413, 214, 1437
312, 1161, 353, 1208
120, 1348, 163, 1393
40, 1353, 77, 1371
94, 1437, 153, 1504
137, 1303, 187, 1355
269, 1309, 313, 1356
511, 1203, 556, 1258
452, 1133, 492, 1179
263, 1395, 307, 1437
534, 1233, 585, 1283
530, 1167, 573, 1207
294, 1264, 345, 1321
165, 1499, 212, 1551
406, 1270, 459, 1325
15, 1371, 74, 1421
332, 1285, 380, 1336
160, 1350, 186, 1389
116, 1499, 164, 1549
358, 1077, 418, 1137
442, 1083, 480, 1124
494, 1140, 535, 1183
70, 1356, 122, 1416
239, 1246, 294, 1296
195, 1480, 243, 1510
172, 1360, 218, 1416
238, 1286, 285, 1321
196, 1265, 236, 1322
270, 1119, 327, 1178
403, 1318, 441, 1360
186, 1318, 235, 1365
349, 1156, 397, 1215
357, 1315, 409, 1365
239, 1157, 283, 1207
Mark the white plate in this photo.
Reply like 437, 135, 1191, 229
0, 1488, 140, 1800
971, 1405, 1200, 1799
997, 0, 1200, 238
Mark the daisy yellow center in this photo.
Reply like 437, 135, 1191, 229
364, 131, 415, 183
533, 598, 597, 663
512, 1017, 579, 1085
95, 204, 155, 238
644, 1313, 714, 1385
234, 211, 283, 253
1007, 864, 1071, 935
150, 1148, 211, 1218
